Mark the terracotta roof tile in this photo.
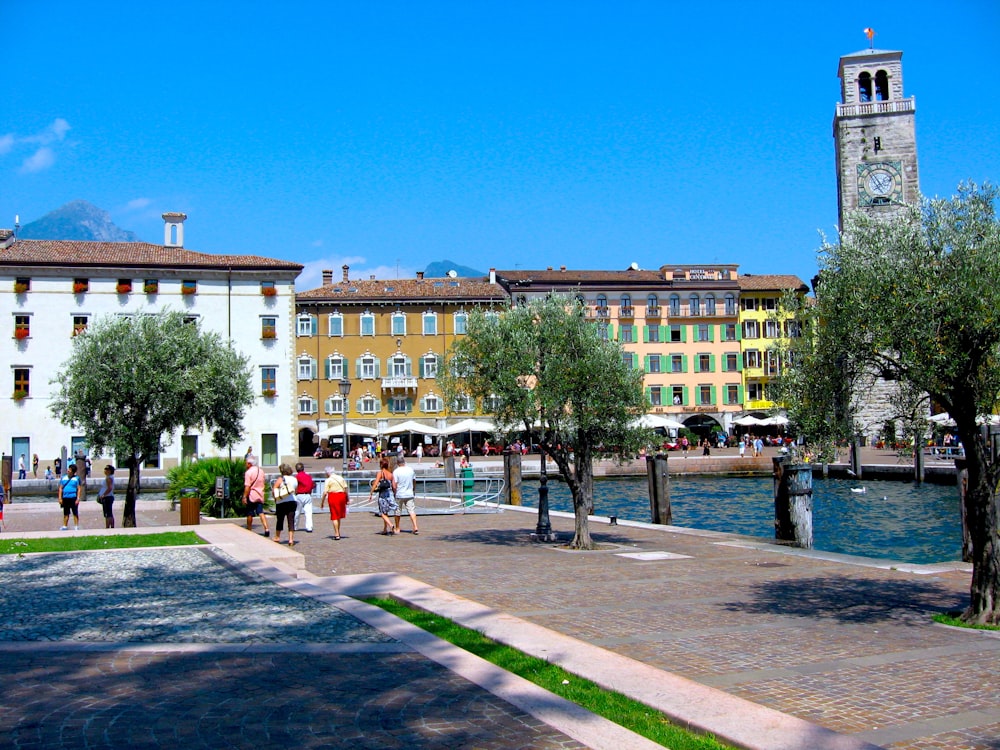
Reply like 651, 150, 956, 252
737, 274, 809, 292
296, 276, 507, 303
0, 239, 303, 271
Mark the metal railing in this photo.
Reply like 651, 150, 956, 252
343, 470, 505, 514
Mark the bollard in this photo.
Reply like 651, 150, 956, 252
180, 487, 200, 525
503, 450, 522, 505
462, 466, 475, 506
773, 457, 812, 548
646, 453, 671, 525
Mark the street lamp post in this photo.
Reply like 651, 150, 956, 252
339, 378, 352, 474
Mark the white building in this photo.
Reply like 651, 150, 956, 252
0, 213, 302, 470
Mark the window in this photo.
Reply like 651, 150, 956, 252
13, 367, 30, 398
741, 297, 758, 311
390, 355, 409, 377
325, 355, 345, 380
785, 320, 802, 338
183, 315, 199, 326
325, 395, 346, 415
484, 395, 501, 412
744, 350, 762, 369
327, 313, 343, 337
724, 294, 736, 315
695, 324, 711, 342
669, 325, 683, 343
360, 312, 375, 336
649, 386, 662, 407
670, 354, 684, 373
117, 278, 132, 294
765, 350, 782, 376
620, 324, 634, 343
297, 314, 317, 336
723, 323, 738, 341
422, 311, 438, 335
72, 315, 89, 337
647, 294, 659, 312
596, 323, 609, 341
698, 385, 713, 406
874, 69, 889, 101
763, 298, 778, 311
261, 317, 277, 340
422, 394, 441, 413
14, 277, 30, 293
261, 434, 278, 466
764, 320, 781, 338
261, 367, 277, 394
298, 396, 317, 415
181, 280, 197, 295
646, 325, 660, 343
742, 320, 760, 339
143, 279, 159, 294
595, 294, 607, 311
724, 353, 740, 371
360, 396, 379, 414
622, 352, 636, 369
359, 355, 377, 380
619, 294, 632, 315
726, 385, 741, 405
390, 396, 411, 414
454, 312, 468, 335
748, 382, 764, 401
671, 386, 684, 405
421, 353, 439, 379
454, 395, 474, 412
73, 278, 89, 294
696, 354, 712, 373
704, 294, 716, 315
669, 294, 680, 316
647, 355, 661, 374
260, 281, 276, 297
689, 294, 700, 316
297, 355, 317, 380
14, 315, 30, 340
391, 311, 407, 336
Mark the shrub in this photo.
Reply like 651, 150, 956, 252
166, 457, 262, 517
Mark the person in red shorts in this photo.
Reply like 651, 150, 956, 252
322, 466, 349, 540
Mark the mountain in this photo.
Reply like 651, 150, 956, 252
18, 200, 143, 242
424, 259, 486, 278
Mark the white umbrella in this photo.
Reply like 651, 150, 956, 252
446, 418, 496, 434
632, 414, 686, 430
383, 420, 444, 435
733, 415, 765, 427
316, 421, 378, 438
761, 415, 790, 426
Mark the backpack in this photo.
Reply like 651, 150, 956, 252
375, 475, 392, 498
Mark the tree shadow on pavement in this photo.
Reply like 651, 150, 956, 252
719, 574, 969, 626
434, 528, 648, 548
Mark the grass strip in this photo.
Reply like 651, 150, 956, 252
364, 596, 732, 750
933, 612, 1000, 631
0, 531, 205, 555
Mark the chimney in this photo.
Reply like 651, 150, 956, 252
162, 212, 187, 248
489, 268, 496, 284
322, 269, 333, 285
560, 265, 566, 272
370, 274, 376, 280
416, 271, 424, 280
342, 264, 350, 282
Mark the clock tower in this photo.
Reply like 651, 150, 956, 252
833, 46, 920, 227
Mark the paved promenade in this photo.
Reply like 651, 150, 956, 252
2, 496, 998, 749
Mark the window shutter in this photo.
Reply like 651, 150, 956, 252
710, 386, 717, 406
406, 357, 413, 377
311, 317, 318, 335
681, 355, 688, 372
644, 355, 650, 373
709, 354, 716, 373
375, 359, 381, 378
708, 325, 715, 342
642, 326, 648, 343
355, 360, 363, 379
680, 325, 687, 343
324, 358, 331, 380
645, 386, 652, 404
406, 398, 413, 411
737, 384, 744, 403
418, 358, 425, 378
682, 386, 689, 405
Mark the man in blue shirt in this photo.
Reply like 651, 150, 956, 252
58, 464, 81, 530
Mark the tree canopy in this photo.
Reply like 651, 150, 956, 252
779, 183, 1000, 624
443, 295, 649, 548
50, 310, 255, 526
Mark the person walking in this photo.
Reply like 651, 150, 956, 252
97, 464, 116, 529
58, 463, 81, 530
321, 466, 349, 540
32, 454, 39, 478
739, 437, 747, 458
370, 457, 397, 535
0, 480, 7, 532
271, 463, 298, 546
243, 455, 270, 537
18, 454, 26, 480
293, 462, 315, 533
414, 443, 423, 463
392, 456, 419, 535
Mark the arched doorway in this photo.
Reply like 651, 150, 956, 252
298, 428, 316, 457
681, 414, 722, 442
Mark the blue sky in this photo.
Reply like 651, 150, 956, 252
2, 1, 998, 291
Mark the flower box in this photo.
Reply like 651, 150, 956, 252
261, 286, 277, 297
14, 328, 29, 340
261, 330, 277, 340
73, 282, 88, 294
12, 389, 28, 401
117, 283, 132, 294
72, 326, 87, 337
181, 286, 197, 295
261, 389, 277, 398
13, 282, 29, 294
143, 283, 158, 294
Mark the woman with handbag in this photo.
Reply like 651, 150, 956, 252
369, 457, 397, 535
271, 463, 299, 547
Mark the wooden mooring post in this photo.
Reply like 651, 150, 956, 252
773, 456, 813, 548
646, 453, 671, 525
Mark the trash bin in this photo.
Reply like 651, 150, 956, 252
461, 466, 475, 507
180, 487, 200, 525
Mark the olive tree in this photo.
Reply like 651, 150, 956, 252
50, 310, 255, 527
443, 295, 648, 549
779, 183, 1000, 624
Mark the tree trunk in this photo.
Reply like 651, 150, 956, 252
957, 429, 1000, 625
569, 443, 595, 549
123, 456, 140, 528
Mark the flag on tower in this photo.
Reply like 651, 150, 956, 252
864, 28, 875, 48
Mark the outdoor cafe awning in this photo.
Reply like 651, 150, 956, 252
382, 420, 444, 435
316, 421, 379, 438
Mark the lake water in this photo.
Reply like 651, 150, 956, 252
523, 475, 963, 564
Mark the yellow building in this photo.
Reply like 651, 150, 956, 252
293, 266, 507, 456
736, 274, 809, 413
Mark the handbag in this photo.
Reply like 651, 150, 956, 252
273, 478, 292, 500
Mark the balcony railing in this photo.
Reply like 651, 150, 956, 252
619, 306, 634, 318
645, 306, 661, 318
382, 376, 418, 390
836, 97, 915, 118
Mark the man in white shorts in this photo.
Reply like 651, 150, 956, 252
392, 456, 419, 535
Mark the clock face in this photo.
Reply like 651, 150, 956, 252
857, 161, 903, 207
867, 171, 893, 196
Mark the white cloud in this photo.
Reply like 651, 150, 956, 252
0, 134, 13, 155
20, 147, 55, 174
126, 198, 152, 210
